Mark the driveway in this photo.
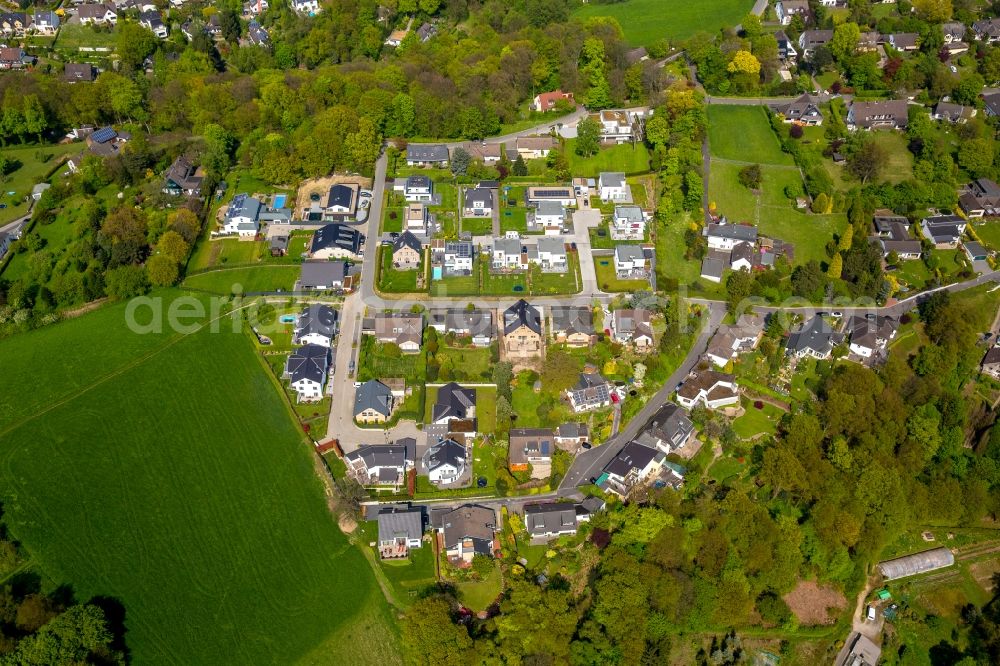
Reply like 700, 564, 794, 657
571, 207, 603, 295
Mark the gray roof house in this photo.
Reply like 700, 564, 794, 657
433, 504, 496, 560
632, 402, 694, 454
354, 379, 394, 420
294, 304, 338, 345
427, 309, 493, 345
431, 382, 477, 424
524, 503, 579, 540
423, 439, 467, 485
284, 344, 329, 401
847, 100, 909, 130
786, 316, 844, 359
504, 299, 542, 336
310, 224, 363, 258
299, 261, 347, 290
345, 440, 416, 486
376, 507, 424, 556
64, 62, 95, 83
406, 144, 449, 165
566, 373, 613, 412
163, 155, 203, 196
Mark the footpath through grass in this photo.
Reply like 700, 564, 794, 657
0, 293, 398, 664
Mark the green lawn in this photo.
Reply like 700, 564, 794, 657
455, 561, 503, 611
462, 215, 493, 235
973, 221, 1000, 252
378, 542, 437, 607
708, 106, 795, 165
358, 335, 426, 382
424, 386, 496, 433
565, 141, 651, 175
429, 261, 480, 297
379, 246, 423, 294
573, 0, 753, 45
593, 253, 650, 292
481, 263, 528, 295
653, 215, 726, 297
0, 293, 398, 664
434, 346, 494, 382
871, 131, 914, 184
0, 143, 80, 224
731, 399, 784, 439
529, 253, 582, 295
183, 265, 300, 294
707, 456, 746, 483
499, 208, 528, 234
383, 206, 404, 233
54, 22, 117, 51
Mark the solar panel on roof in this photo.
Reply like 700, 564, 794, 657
533, 189, 572, 197
91, 127, 117, 144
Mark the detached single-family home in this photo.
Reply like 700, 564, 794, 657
974, 18, 1000, 43
463, 187, 493, 217
524, 503, 578, 541
492, 237, 526, 271
598, 440, 663, 498
78, 3, 117, 25
503, 300, 543, 359
933, 101, 975, 124
376, 507, 423, 558
508, 428, 554, 478
345, 440, 415, 486
293, 303, 338, 347
847, 315, 898, 359
398, 175, 434, 203
798, 30, 833, 59
464, 143, 502, 164
593, 110, 635, 144
704, 313, 764, 367
611, 205, 646, 240
310, 224, 364, 260
847, 100, 909, 130
775, 30, 797, 59
417, 22, 436, 41
532, 200, 566, 235
526, 186, 576, 208
31, 10, 59, 35
871, 212, 922, 260
391, 231, 423, 269
322, 183, 358, 220
431, 382, 477, 426
531, 90, 574, 112
566, 373, 614, 413
223, 194, 263, 237
423, 439, 467, 485
778, 94, 824, 125
920, 214, 966, 248
285, 344, 329, 402
959, 178, 1000, 218
555, 422, 588, 448
434, 505, 497, 563
981, 346, 1000, 379
614, 244, 648, 278
299, 261, 348, 291
776, 0, 809, 25
985, 93, 1000, 119
786, 315, 845, 359
610, 308, 654, 348
406, 144, 449, 167
162, 156, 203, 196
676, 370, 740, 410
598, 172, 629, 202
516, 136, 557, 159
529, 237, 568, 271
550, 306, 595, 348
437, 240, 475, 274
0, 11, 27, 37
704, 223, 758, 250
354, 379, 395, 424
427, 309, 494, 346
632, 401, 694, 455
730, 242, 755, 271
64, 63, 95, 83
374, 312, 423, 352
887, 32, 920, 51
291, 0, 321, 14
404, 203, 430, 236
140, 11, 168, 39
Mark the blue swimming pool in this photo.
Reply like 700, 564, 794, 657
273, 194, 287, 208
279, 314, 296, 323
432, 267, 443, 280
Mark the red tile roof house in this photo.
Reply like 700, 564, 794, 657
531, 90, 574, 113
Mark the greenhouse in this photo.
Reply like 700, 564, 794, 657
877, 547, 955, 580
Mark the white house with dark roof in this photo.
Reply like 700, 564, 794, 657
427, 309, 493, 346
598, 440, 663, 498
566, 373, 614, 413
611, 205, 646, 240
778, 94, 823, 125
293, 304, 338, 347
431, 382, 477, 427
786, 316, 845, 359
632, 402, 694, 455
463, 187, 492, 217
346, 440, 415, 486
310, 224, 363, 260
676, 370, 739, 410
396, 175, 434, 203
920, 215, 965, 248
78, 3, 117, 25
284, 344, 329, 402
598, 172, 629, 202
299, 261, 348, 291
847, 315, 897, 360
704, 223, 758, 250
423, 439, 467, 485
223, 194, 263, 237
406, 144, 449, 167
376, 507, 422, 558
610, 308, 654, 348
524, 503, 579, 540
162, 156, 203, 196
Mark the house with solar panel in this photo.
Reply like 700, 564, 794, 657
222, 194, 264, 237
526, 186, 576, 208
309, 224, 364, 260
508, 428, 553, 479
566, 373, 615, 413
67, 127, 132, 173
284, 344, 329, 402
394, 175, 435, 203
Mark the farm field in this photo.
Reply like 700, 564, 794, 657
0, 142, 80, 225
0, 293, 398, 664
573, 0, 753, 45
183, 264, 300, 293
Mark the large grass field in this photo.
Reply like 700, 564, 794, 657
573, 0, 753, 45
0, 143, 80, 225
708, 106, 795, 166
565, 141, 651, 175
183, 265, 300, 293
0, 294, 399, 664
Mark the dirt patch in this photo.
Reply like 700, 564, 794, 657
784, 580, 848, 626
62, 297, 109, 319
969, 557, 1000, 593
294, 174, 373, 218
338, 513, 358, 534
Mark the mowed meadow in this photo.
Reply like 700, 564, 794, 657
574, 0, 754, 46
0, 293, 399, 664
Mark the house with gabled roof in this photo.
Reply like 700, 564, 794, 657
531, 90, 574, 112
433, 504, 497, 562
31, 10, 59, 35
427, 309, 493, 346
920, 214, 965, 248
530, 200, 566, 235
310, 224, 363, 260
566, 373, 614, 413
431, 382, 477, 426
632, 402, 694, 455
981, 346, 1000, 379
376, 507, 423, 558
847, 315, 897, 360
786, 316, 845, 359
777, 0, 809, 25
611, 205, 646, 240
847, 100, 909, 130
508, 428, 553, 478
354, 380, 394, 423
974, 17, 1000, 43
798, 30, 833, 58
345, 440, 415, 486
676, 370, 739, 410
77, 3, 117, 25
391, 231, 423, 269
374, 312, 422, 352
932, 101, 975, 124
550, 306, 594, 348
524, 503, 579, 540
598, 440, 663, 498
0, 47, 31, 70
959, 178, 1000, 218
503, 300, 543, 358
293, 304, 338, 347
777, 94, 823, 126
406, 144, 449, 167
704, 223, 758, 250
554, 422, 588, 448
610, 308, 654, 349
284, 344, 329, 402
299, 261, 348, 291
64, 63, 95, 83
463, 187, 492, 218
516, 136, 557, 159
162, 156, 203, 196
423, 439, 467, 485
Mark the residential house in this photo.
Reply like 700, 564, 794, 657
943, 21, 966, 44
550, 306, 595, 348
705, 313, 765, 366
920, 214, 966, 248
404, 202, 429, 235
981, 346, 1000, 379
430, 382, 477, 426
598, 440, 663, 498
775, 30, 797, 59
847, 315, 898, 359
847, 100, 909, 130
700, 256, 726, 283
423, 439, 467, 485
610, 308, 654, 348
985, 93, 1000, 119
611, 205, 646, 240
566, 373, 614, 413
614, 244, 648, 278
284, 344, 329, 402
492, 237, 526, 271
554, 423, 589, 448
248, 21, 270, 46
856, 31, 880, 53
464, 143, 501, 164
778, 94, 824, 125
777, 0, 809, 25
502, 299, 543, 358
798, 30, 834, 59
434, 505, 497, 563
416, 22, 435, 42
676, 370, 740, 410
965, 240, 988, 262
933, 101, 975, 124
959, 178, 1000, 218
384, 28, 407, 47
0, 47, 31, 70
391, 231, 423, 269
508, 428, 553, 479
346, 441, 415, 487
834, 632, 881, 666
463, 187, 493, 217
632, 402, 694, 455
354, 379, 394, 424
222, 193, 263, 237
31, 10, 59, 35
871, 212, 921, 260
427, 309, 493, 346
322, 183, 358, 221
598, 172, 629, 202
516, 136, 557, 159
592, 110, 635, 144
406, 144, 449, 167
437, 240, 475, 274
140, 11, 168, 38
376, 507, 423, 558
299, 261, 348, 291
78, 3, 117, 25
786, 315, 845, 359
526, 186, 576, 207
974, 18, 1000, 43
704, 223, 758, 250
730, 242, 755, 271
531, 200, 566, 235
0, 12, 27, 36
374, 312, 422, 352
291, 0, 321, 14
888, 32, 919, 51
524, 503, 578, 540
310, 224, 364, 260
528, 236, 568, 271
162, 156, 203, 196
85, 126, 131, 159
532, 90, 574, 112
0, 232, 9, 261
269, 235, 289, 257
64, 63, 96, 83
396, 174, 434, 203
293, 304, 338, 347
